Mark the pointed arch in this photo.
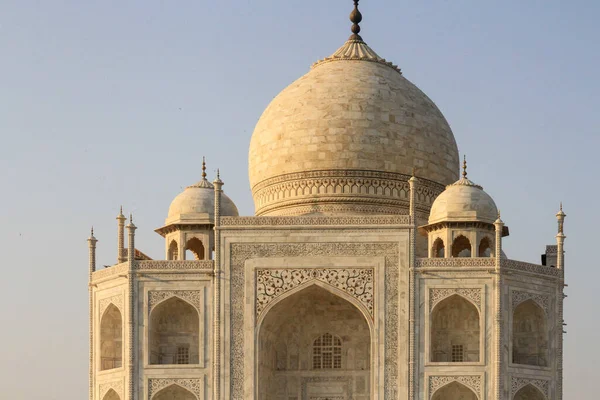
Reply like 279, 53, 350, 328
431, 294, 480, 362
452, 235, 472, 257
512, 299, 548, 367
149, 297, 199, 365
479, 237, 492, 257
100, 304, 122, 370
432, 381, 478, 400
185, 237, 205, 260
102, 389, 121, 400
257, 284, 371, 400
153, 384, 197, 400
432, 237, 445, 258
168, 240, 178, 260
514, 384, 546, 400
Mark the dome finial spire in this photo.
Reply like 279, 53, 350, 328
202, 156, 207, 180
462, 155, 468, 179
349, 0, 363, 41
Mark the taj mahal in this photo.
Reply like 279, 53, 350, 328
87, 2, 567, 400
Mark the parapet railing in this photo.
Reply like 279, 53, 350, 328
415, 258, 561, 278
91, 260, 214, 282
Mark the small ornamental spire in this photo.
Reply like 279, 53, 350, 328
349, 0, 363, 41
202, 157, 207, 180
462, 155, 468, 179
91, 226, 94, 237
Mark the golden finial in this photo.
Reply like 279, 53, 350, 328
560, 201, 563, 211
462, 155, 468, 179
217, 169, 220, 179
129, 213, 133, 223
120, 205, 123, 214
349, 0, 363, 41
91, 226, 94, 236
202, 156, 207, 180
412, 167, 416, 177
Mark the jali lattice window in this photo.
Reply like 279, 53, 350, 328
176, 347, 189, 364
313, 333, 342, 369
452, 344, 464, 362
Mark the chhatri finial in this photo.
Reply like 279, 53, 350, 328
462, 155, 468, 179
217, 169, 220, 180
120, 205, 123, 214
349, 0, 363, 41
91, 226, 94, 236
129, 213, 133, 224
560, 201, 563, 212
202, 156, 207, 180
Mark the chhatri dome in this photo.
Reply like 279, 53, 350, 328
428, 157, 499, 225
249, 1, 460, 217
164, 159, 239, 226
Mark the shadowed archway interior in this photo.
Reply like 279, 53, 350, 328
153, 384, 196, 400
432, 381, 478, 400
258, 284, 371, 400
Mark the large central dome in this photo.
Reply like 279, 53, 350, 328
249, 7, 459, 217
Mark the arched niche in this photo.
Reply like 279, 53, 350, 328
149, 297, 199, 365
103, 389, 120, 400
258, 284, 371, 400
432, 238, 445, 258
185, 237, 205, 260
452, 235, 472, 257
479, 237, 492, 257
431, 295, 480, 362
100, 304, 122, 370
514, 384, 546, 400
512, 299, 548, 367
153, 384, 196, 400
168, 240, 178, 260
432, 381, 478, 400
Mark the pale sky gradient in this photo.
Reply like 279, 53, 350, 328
1, 1, 598, 398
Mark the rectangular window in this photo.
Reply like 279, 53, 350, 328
177, 347, 190, 364
451, 344, 464, 362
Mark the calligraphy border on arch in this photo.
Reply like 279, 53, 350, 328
229, 242, 398, 400
511, 376, 550, 398
428, 375, 482, 399
256, 268, 374, 318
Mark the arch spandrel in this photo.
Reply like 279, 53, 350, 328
148, 290, 202, 314
148, 379, 202, 400
429, 376, 482, 399
256, 268, 374, 321
429, 288, 482, 312
511, 378, 549, 400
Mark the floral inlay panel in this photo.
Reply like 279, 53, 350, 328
256, 268, 374, 317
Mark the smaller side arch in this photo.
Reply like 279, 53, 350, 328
512, 299, 548, 367
102, 389, 121, 400
431, 294, 481, 363
152, 384, 197, 400
513, 383, 546, 400
432, 381, 478, 400
100, 304, 123, 371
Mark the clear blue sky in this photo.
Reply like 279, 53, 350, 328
1, 0, 597, 398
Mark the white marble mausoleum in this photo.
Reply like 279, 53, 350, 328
87, 2, 567, 400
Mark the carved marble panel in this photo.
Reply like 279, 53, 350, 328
256, 268, 374, 317
512, 290, 550, 314
148, 290, 201, 314
429, 375, 482, 399
511, 376, 550, 398
99, 380, 124, 400
148, 378, 202, 399
429, 288, 482, 311
99, 295, 124, 317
